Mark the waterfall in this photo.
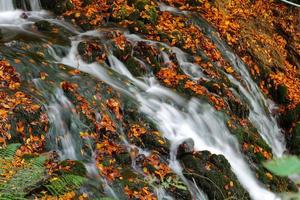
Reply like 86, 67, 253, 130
157, 4, 286, 157
47, 89, 79, 160
193, 17, 286, 157
0, 0, 42, 11
55, 35, 280, 200
0, 0, 14, 11
0, 1, 292, 199
29, 0, 42, 11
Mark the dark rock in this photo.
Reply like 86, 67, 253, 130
270, 84, 289, 105
47, 0, 74, 14
227, 98, 250, 118
35, 20, 54, 32
176, 138, 195, 158
287, 122, 300, 155
279, 104, 300, 128
179, 151, 250, 200
77, 40, 107, 64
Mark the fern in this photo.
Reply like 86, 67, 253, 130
45, 174, 86, 196
0, 144, 88, 198
30, 156, 47, 167
0, 143, 21, 159
0, 193, 27, 200
0, 144, 46, 198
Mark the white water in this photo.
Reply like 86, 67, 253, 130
0, 0, 14, 11
0, 0, 42, 11
47, 89, 78, 160
195, 18, 286, 157
55, 33, 280, 200
158, 3, 286, 157
29, 0, 42, 11
0, 3, 285, 199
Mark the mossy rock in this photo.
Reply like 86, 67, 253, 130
41, 0, 74, 14
186, 0, 205, 6
279, 104, 300, 128
287, 122, 300, 155
269, 84, 289, 105
59, 160, 87, 176
124, 56, 147, 77
227, 97, 250, 118
77, 40, 107, 64
179, 150, 250, 200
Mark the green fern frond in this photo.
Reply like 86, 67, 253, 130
0, 144, 47, 199
45, 174, 86, 196
0, 143, 21, 159
30, 156, 47, 167
0, 192, 27, 200
0, 162, 45, 195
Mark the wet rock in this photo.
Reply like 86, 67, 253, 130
186, 0, 204, 6
176, 138, 195, 158
35, 20, 53, 32
178, 150, 250, 200
20, 13, 29, 19
287, 122, 300, 155
0, 29, 3, 40
139, 132, 170, 156
59, 160, 87, 176
41, 0, 74, 14
269, 84, 289, 105
279, 104, 300, 128
34, 20, 73, 45
114, 0, 158, 24
77, 40, 107, 64
287, 43, 300, 69
115, 152, 131, 164
227, 97, 250, 118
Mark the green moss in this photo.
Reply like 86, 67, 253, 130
124, 57, 146, 77
288, 123, 300, 155
270, 84, 289, 105
146, 6, 158, 24
134, 0, 150, 11
180, 151, 250, 200
279, 104, 300, 128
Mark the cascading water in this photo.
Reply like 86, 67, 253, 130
55, 32, 280, 200
0, 0, 42, 11
47, 88, 80, 160
29, 0, 42, 11
158, 4, 286, 157
0, 1, 292, 199
0, 0, 14, 11
193, 16, 286, 157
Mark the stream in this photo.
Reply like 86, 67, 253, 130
0, 1, 289, 199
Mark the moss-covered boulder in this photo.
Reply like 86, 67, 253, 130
179, 150, 250, 200
287, 122, 300, 155
77, 40, 107, 64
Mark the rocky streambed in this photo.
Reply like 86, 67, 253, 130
0, 0, 299, 199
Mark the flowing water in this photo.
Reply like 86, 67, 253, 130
0, 0, 42, 11
0, 0, 14, 11
0, 2, 288, 200
158, 3, 286, 157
